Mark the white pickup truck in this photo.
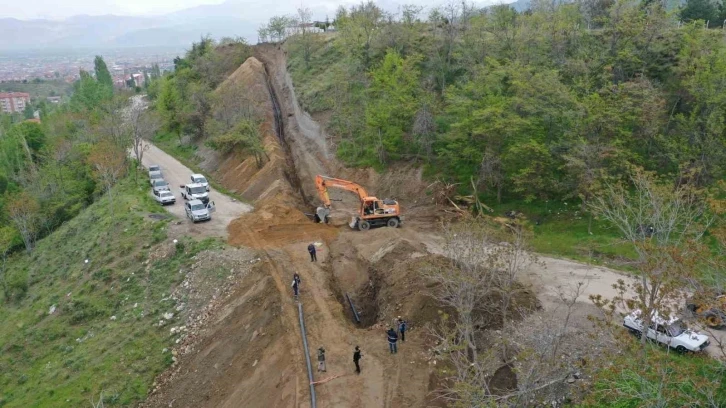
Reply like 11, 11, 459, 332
180, 183, 209, 204
623, 309, 710, 352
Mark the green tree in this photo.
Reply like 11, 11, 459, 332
93, 56, 114, 97
359, 50, 420, 166
680, 0, 719, 24
157, 76, 183, 143
22, 104, 34, 120
208, 119, 268, 168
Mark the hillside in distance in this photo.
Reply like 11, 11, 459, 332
0, 1, 259, 51
0, 0, 529, 51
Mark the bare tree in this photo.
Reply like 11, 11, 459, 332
426, 220, 556, 406
588, 168, 711, 347
7, 192, 41, 253
412, 103, 436, 160
128, 103, 160, 178
99, 97, 130, 149
428, 225, 609, 407
89, 140, 127, 216
295, 7, 316, 67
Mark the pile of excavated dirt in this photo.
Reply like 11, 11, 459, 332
227, 201, 339, 249
326, 231, 449, 329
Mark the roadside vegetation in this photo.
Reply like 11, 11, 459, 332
0, 54, 226, 406
0, 179, 227, 407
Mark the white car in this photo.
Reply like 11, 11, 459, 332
184, 199, 215, 223
190, 174, 210, 191
153, 189, 176, 205
623, 309, 710, 352
180, 183, 209, 204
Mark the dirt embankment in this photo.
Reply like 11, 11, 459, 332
199, 56, 293, 205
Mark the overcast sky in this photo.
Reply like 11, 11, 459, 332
3, 0, 509, 20
2, 0, 227, 20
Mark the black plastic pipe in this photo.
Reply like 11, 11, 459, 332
346, 293, 361, 324
297, 303, 317, 408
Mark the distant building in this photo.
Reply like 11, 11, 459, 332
114, 73, 145, 89
47, 96, 62, 104
0, 92, 30, 114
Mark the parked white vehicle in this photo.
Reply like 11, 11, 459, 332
180, 183, 209, 204
623, 309, 710, 352
184, 199, 215, 222
153, 189, 176, 205
190, 174, 210, 191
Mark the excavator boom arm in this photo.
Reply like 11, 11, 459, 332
315, 175, 369, 208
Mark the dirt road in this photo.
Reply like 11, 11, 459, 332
141, 141, 254, 239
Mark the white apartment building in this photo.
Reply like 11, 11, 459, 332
0, 92, 31, 114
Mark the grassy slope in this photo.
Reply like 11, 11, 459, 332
0, 179, 224, 407
285, 38, 637, 265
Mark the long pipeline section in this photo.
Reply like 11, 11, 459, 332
297, 302, 317, 408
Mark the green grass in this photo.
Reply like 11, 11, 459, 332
150, 131, 249, 203
583, 342, 726, 407
0, 178, 226, 407
483, 198, 638, 266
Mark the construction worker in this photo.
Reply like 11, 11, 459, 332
353, 346, 362, 374
292, 277, 300, 298
317, 347, 326, 372
293, 272, 301, 287
398, 319, 407, 342
387, 328, 398, 354
308, 243, 317, 262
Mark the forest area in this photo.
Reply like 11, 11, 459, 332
0, 53, 175, 299
278, 0, 726, 210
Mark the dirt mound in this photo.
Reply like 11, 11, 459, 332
326, 232, 449, 330
228, 201, 339, 249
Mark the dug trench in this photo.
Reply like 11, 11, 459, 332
143, 45, 547, 408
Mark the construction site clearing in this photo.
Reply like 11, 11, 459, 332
137, 45, 725, 408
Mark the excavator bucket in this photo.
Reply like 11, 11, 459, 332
316, 207, 330, 223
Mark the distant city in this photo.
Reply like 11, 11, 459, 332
0, 47, 182, 85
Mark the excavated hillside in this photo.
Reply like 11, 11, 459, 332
142, 46, 450, 408
142, 44, 627, 408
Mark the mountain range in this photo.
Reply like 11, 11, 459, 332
0, 0, 527, 52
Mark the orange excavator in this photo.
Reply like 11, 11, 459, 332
314, 175, 402, 231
